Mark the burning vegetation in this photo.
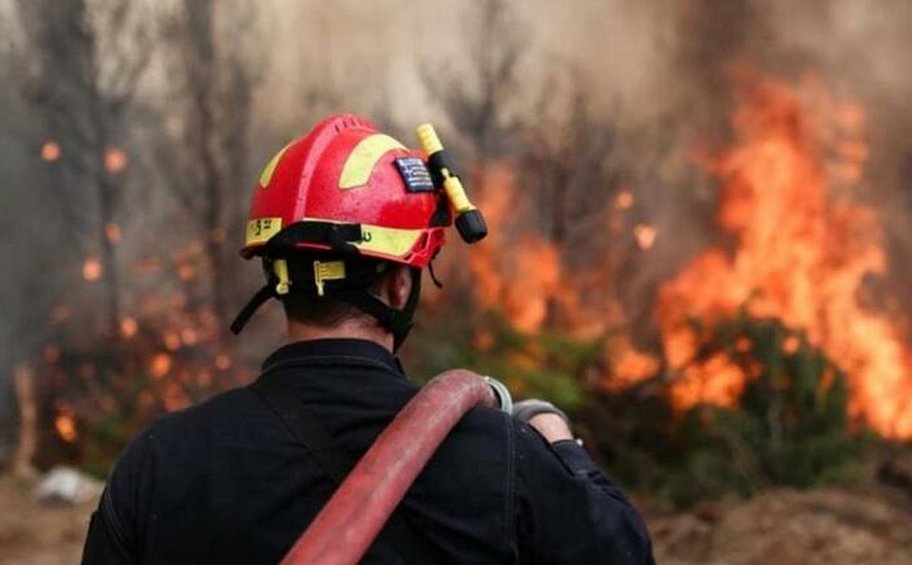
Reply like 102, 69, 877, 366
656, 72, 912, 439
4, 0, 912, 514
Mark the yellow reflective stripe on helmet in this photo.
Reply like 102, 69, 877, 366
338, 134, 406, 189
299, 217, 423, 258
357, 224, 422, 257
259, 142, 293, 188
246, 217, 283, 246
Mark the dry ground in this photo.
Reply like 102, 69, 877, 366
650, 487, 912, 564
1, 474, 911, 564
0, 475, 96, 564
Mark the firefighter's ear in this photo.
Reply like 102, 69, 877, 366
381, 264, 412, 309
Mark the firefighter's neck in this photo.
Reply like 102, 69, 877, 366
286, 318, 394, 352
285, 265, 410, 353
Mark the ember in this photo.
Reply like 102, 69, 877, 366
82, 258, 102, 282
40, 140, 60, 162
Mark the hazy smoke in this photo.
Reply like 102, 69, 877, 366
3, 0, 912, 452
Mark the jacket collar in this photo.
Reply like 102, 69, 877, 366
261, 338, 401, 374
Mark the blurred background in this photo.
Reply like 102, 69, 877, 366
2, 0, 912, 563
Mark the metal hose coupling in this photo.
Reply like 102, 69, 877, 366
482, 376, 513, 414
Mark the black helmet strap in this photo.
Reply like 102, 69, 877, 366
230, 258, 422, 352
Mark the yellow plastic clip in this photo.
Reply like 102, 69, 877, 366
313, 260, 346, 297
416, 123, 476, 214
273, 259, 291, 295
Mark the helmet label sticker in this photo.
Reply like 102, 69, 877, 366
245, 217, 283, 246
395, 157, 435, 192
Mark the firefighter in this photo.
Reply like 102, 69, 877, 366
82, 115, 654, 563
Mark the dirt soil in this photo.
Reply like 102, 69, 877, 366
2, 474, 911, 564
649, 486, 912, 564
0, 475, 97, 565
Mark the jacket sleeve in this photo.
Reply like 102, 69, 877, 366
82, 429, 154, 564
513, 420, 654, 564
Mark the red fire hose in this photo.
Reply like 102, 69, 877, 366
280, 370, 507, 565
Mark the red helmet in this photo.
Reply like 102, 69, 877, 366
231, 114, 485, 341
241, 114, 448, 267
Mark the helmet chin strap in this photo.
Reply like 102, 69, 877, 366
335, 269, 422, 352
231, 266, 422, 353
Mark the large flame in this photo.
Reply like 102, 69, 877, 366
469, 165, 562, 334
657, 73, 912, 438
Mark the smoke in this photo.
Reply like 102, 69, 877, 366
3, 0, 912, 453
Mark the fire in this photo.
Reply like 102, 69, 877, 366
215, 354, 232, 371
120, 316, 138, 338
55, 409, 78, 443
656, 73, 912, 438
104, 147, 128, 174
82, 258, 102, 282
164, 331, 181, 351
615, 190, 634, 210
105, 223, 122, 244
149, 353, 172, 379
40, 140, 61, 162
634, 224, 657, 250
469, 165, 561, 333
180, 328, 199, 346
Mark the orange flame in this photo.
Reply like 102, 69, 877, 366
55, 409, 78, 443
469, 165, 561, 333
615, 190, 634, 211
634, 224, 657, 250
104, 147, 128, 174
149, 353, 172, 379
41, 140, 61, 162
105, 223, 122, 244
82, 258, 102, 282
120, 316, 138, 339
657, 73, 912, 438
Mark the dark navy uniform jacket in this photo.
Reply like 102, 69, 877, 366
82, 339, 653, 564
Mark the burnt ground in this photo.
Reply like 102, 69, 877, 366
1, 474, 911, 564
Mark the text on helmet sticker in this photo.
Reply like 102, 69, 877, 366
246, 217, 283, 246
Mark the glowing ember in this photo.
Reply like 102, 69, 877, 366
657, 73, 912, 438
215, 354, 232, 371
181, 328, 198, 346
177, 264, 197, 281
82, 258, 102, 281
120, 316, 138, 338
55, 410, 78, 443
40, 140, 61, 162
104, 147, 128, 174
633, 224, 657, 250
782, 335, 801, 355
149, 353, 172, 379
105, 223, 122, 244
164, 332, 181, 351
615, 190, 634, 210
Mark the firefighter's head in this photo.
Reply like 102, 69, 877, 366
231, 114, 482, 350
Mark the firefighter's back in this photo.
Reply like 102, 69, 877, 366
90, 340, 515, 564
